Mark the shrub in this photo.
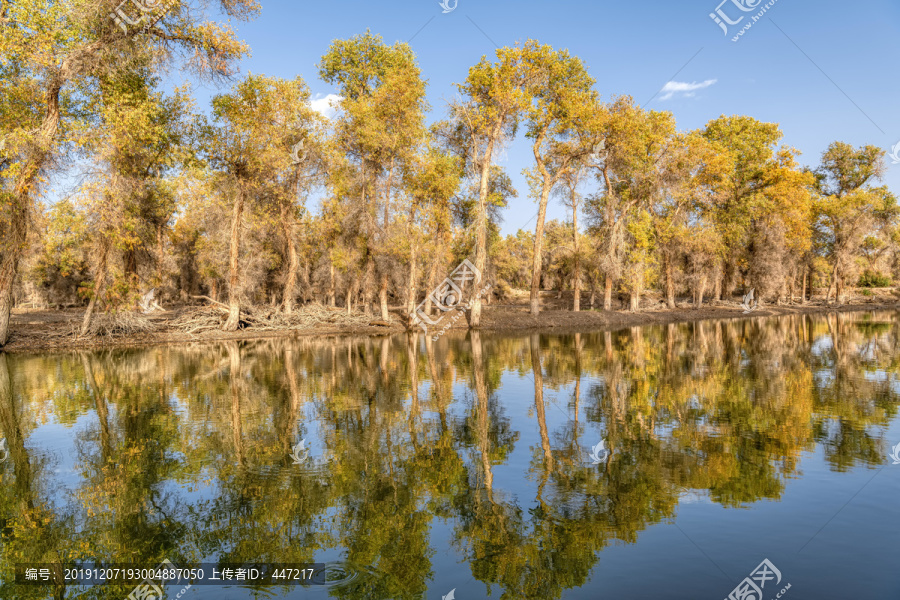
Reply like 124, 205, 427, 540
857, 270, 892, 288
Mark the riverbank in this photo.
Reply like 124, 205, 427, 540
3, 290, 899, 353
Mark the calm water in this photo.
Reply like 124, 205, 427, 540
2, 312, 899, 599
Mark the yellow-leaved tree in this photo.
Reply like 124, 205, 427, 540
0, 0, 260, 346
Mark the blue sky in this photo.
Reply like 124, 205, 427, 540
173, 0, 900, 236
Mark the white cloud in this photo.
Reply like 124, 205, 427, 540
659, 79, 717, 100
310, 93, 342, 119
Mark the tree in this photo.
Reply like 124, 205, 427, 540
203, 75, 313, 330
521, 43, 599, 315
454, 42, 536, 327
319, 31, 428, 321
586, 96, 675, 311
813, 142, 897, 304
701, 115, 783, 300
651, 132, 731, 308
401, 145, 461, 318
279, 97, 325, 314
558, 165, 588, 311
78, 66, 191, 335
748, 147, 815, 303
0, 0, 258, 346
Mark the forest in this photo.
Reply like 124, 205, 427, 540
1, 0, 898, 348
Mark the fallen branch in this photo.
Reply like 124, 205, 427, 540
86, 312, 160, 337
170, 302, 384, 334
191, 295, 230, 310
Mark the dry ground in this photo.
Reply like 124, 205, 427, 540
4, 288, 899, 353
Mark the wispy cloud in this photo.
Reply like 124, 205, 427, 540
659, 79, 717, 100
310, 93, 342, 119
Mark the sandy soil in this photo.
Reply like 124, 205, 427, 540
3, 289, 899, 353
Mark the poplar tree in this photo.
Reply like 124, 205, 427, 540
203, 75, 313, 330
0, 0, 259, 346
813, 142, 897, 304
521, 43, 600, 315
455, 43, 536, 327
319, 31, 428, 321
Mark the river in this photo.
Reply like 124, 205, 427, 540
1, 312, 899, 598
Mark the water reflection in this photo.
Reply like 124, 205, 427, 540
1, 312, 899, 599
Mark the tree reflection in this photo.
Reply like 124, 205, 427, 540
3, 312, 899, 599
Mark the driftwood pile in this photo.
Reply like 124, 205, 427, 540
86, 312, 160, 336
171, 300, 386, 335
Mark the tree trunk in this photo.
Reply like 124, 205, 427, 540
423, 250, 440, 318
695, 276, 706, 309
603, 275, 613, 310
346, 274, 358, 315
406, 235, 418, 317
629, 290, 639, 312
571, 177, 581, 312
0, 69, 65, 347
468, 131, 498, 329
825, 260, 838, 305
300, 260, 311, 305
0, 247, 20, 347
363, 257, 375, 316
379, 273, 389, 321
529, 161, 554, 315
471, 331, 494, 497
801, 268, 807, 304
280, 203, 299, 315
155, 223, 166, 285
0, 195, 27, 348
223, 185, 245, 331
227, 342, 244, 467
836, 273, 844, 305
664, 255, 675, 309
0, 353, 36, 505
327, 254, 336, 307
722, 259, 736, 301
282, 348, 301, 454
81, 240, 110, 336
124, 248, 137, 277
530, 334, 553, 470
573, 264, 581, 312
572, 249, 580, 313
